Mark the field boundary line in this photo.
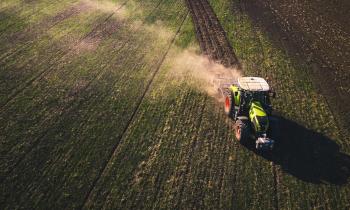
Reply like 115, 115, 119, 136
79, 12, 189, 210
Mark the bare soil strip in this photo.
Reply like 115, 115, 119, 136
185, 0, 239, 68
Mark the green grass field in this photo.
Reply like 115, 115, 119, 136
1, 0, 349, 209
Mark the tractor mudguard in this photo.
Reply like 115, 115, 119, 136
229, 85, 240, 106
249, 101, 269, 133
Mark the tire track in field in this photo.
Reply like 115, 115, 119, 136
0, 0, 131, 182
2, 0, 178, 180
272, 162, 280, 210
151, 91, 198, 209
125, 90, 195, 209
213, 107, 231, 208
185, 0, 239, 68
1, 0, 90, 50
0, 1, 89, 60
0, 1, 128, 110
180, 102, 221, 208
0, 0, 168, 184
221, 119, 238, 209
185, 0, 242, 207
0, 0, 80, 35
2, 0, 184, 206
79, 12, 189, 210
234, 2, 285, 209
174, 96, 207, 209
161, 91, 204, 209
83, 11, 189, 208
79, 10, 189, 208
147, 92, 196, 208
186, 0, 281, 208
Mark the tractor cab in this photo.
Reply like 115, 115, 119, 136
234, 77, 273, 117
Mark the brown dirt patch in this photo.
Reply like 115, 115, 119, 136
186, 0, 240, 69
240, 0, 350, 129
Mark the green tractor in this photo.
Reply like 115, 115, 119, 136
215, 77, 276, 150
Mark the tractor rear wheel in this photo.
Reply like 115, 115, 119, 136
234, 119, 249, 143
224, 93, 235, 119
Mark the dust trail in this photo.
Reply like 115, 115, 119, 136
169, 48, 242, 98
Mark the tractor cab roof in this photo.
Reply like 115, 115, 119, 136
238, 77, 270, 92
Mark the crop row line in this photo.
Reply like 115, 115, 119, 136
216, 108, 234, 208
0, 0, 181, 183
272, 163, 280, 210
33, 0, 186, 188
79, 10, 189, 209
1, 1, 180, 206
2, 0, 182, 203
0, 0, 133, 183
0, 0, 81, 35
0, 0, 90, 59
224, 1, 283, 208
125, 89, 198, 209
0, 1, 129, 110
151, 90, 201, 209
174, 96, 207, 208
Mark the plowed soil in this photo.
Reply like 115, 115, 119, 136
186, 0, 239, 68
240, 0, 350, 131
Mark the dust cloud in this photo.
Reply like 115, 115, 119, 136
169, 48, 242, 98
78, 0, 242, 99
81, 0, 128, 18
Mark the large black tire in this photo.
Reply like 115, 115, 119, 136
224, 92, 235, 119
234, 119, 249, 143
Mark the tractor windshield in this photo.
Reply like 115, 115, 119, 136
246, 91, 270, 106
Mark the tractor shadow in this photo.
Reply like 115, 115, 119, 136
243, 116, 350, 185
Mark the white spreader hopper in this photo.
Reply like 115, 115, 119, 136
238, 77, 270, 91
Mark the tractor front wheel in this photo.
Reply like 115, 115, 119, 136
234, 119, 249, 143
224, 93, 235, 119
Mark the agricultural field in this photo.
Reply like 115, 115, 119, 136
236, 0, 350, 145
0, 0, 349, 209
